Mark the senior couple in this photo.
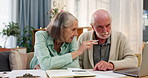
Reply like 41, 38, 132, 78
30, 9, 138, 71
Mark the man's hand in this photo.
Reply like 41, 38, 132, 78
93, 60, 114, 71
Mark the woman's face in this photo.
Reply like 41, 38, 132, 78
63, 20, 78, 43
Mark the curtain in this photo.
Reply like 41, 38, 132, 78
72, 0, 143, 53
0, 0, 51, 48
110, 0, 143, 54
18, 0, 50, 30
16, 0, 50, 51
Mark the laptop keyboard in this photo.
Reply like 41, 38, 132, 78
125, 71, 139, 75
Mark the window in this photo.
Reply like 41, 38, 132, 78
0, 0, 11, 47
143, 10, 148, 42
73, 0, 109, 27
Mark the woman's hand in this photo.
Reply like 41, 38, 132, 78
71, 40, 98, 59
34, 64, 41, 69
78, 40, 98, 55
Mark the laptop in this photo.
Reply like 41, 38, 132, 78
113, 43, 148, 77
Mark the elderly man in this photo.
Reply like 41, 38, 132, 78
78, 9, 138, 71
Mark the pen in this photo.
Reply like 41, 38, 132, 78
92, 40, 98, 43
72, 70, 86, 72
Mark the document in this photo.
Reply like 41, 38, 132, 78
46, 68, 96, 78
8, 70, 47, 78
0, 72, 10, 78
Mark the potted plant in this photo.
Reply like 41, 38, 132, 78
0, 22, 20, 48
17, 26, 35, 52
48, 8, 59, 18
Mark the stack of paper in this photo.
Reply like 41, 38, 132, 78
8, 70, 47, 78
46, 68, 96, 78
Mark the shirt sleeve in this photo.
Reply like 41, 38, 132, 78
109, 33, 138, 70
34, 31, 73, 70
69, 36, 78, 52
34, 31, 79, 70
62, 36, 80, 68
62, 58, 80, 68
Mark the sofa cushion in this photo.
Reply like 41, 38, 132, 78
9, 51, 34, 70
26, 52, 34, 69
0, 51, 11, 72
9, 51, 28, 70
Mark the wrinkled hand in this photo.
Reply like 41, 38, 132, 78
93, 60, 114, 71
71, 40, 98, 59
34, 64, 41, 69
78, 40, 98, 55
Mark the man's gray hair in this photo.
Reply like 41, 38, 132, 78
90, 9, 111, 26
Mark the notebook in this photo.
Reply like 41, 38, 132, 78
113, 43, 148, 77
46, 68, 96, 78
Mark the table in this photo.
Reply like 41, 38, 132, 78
0, 47, 27, 54
1, 69, 148, 78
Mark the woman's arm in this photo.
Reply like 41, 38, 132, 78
34, 31, 74, 70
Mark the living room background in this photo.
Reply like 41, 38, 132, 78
0, 0, 143, 54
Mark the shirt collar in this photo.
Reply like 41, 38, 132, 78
105, 36, 111, 45
47, 35, 68, 47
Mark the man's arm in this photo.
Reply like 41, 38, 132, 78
109, 32, 138, 70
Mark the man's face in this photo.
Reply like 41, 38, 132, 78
92, 16, 111, 39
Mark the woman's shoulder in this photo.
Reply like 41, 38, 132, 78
35, 31, 54, 43
35, 30, 48, 36
36, 30, 47, 34
35, 30, 51, 38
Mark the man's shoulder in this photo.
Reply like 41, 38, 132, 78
112, 30, 121, 34
80, 30, 93, 36
112, 30, 125, 37
78, 31, 93, 42
111, 30, 127, 41
78, 31, 93, 39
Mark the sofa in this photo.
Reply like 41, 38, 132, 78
0, 49, 34, 72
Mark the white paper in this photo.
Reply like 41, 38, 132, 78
87, 69, 126, 78
0, 72, 10, 78
46, 70, 74, 78
67, 68, 96, 77
46, 68, 96, 78
8, 70, 46, 78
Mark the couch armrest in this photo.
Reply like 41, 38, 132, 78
26, 52, 34, 69
135, 54, 142, 67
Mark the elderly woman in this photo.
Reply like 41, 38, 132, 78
30, 11, 97, 70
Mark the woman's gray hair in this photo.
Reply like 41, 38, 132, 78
46, 11, 77, 40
